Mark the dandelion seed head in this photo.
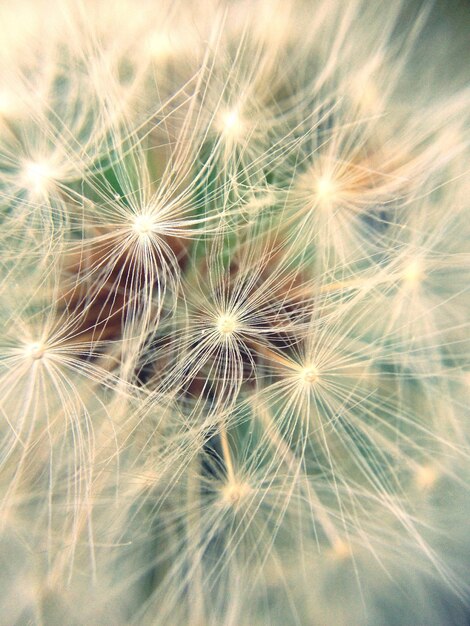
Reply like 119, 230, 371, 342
0, 90, 16, 117
402, 258, 425, 286
221, 480, 251, 507
300, 365, 320, 385
414, 465, 438, 490
315, 174, 338, 204
24, 341, 46, 361
216, 313, 238, 337
146, 32, 176, 59
21, 160, 56, 196
217, 108, 245, 140
132, 213, 156, 237
1, 1, 468, 622
330, 539, 353, 561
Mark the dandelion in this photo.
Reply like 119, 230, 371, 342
1, 1, 469, 625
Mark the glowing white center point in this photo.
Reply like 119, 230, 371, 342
415, 465, 438, 490
330, 539, 352, 560
0, 91, 16, 116
301, 365, 319, 384
25, 342, 46, 360
316, 175, 336, 202
351, 74, 379, 111
221, 481, 251, 506
22, 160, 55, 195
132, 214, 155, 236
402, 259, 424, 285
216, 314, 238, 337
217, 108, 245, 139
147, 32, 176, 59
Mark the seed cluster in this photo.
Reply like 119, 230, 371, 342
0, 1, 469, 625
